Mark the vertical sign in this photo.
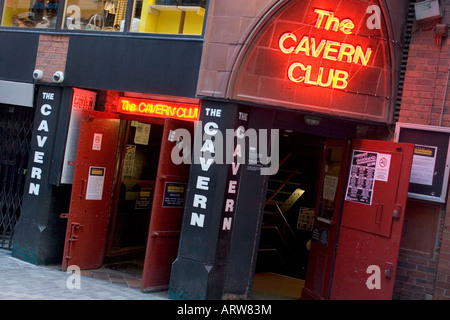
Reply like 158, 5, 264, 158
25, 86, 62, 198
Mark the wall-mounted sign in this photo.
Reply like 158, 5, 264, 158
395, 122, 450, 203
117, 97, 200, 121
25, 86, 62, 197
231, 0, 397, 123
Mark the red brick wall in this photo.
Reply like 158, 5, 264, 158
34, 34, 69, 83
394, 200, 442, 300
397, 9, 450, 299
399, 29, 450, 127
434, 201, 450, 299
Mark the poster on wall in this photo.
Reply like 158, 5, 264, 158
345, 150, 377, 205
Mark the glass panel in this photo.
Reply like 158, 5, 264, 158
131, 0, 207, 34
1, 0, 207, 33
62, 0, 129, 31
1, 0, 59, 28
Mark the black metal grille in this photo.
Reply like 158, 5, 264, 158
394, 0, 416, 122
0, 104, 34, 249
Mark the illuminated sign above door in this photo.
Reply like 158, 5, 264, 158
117, 97, 200, 121
279, 9, 373, 90
229, 0, 399, 123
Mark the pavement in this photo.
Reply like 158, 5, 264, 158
0, 248, 168, 300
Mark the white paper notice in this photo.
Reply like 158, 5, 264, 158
375, 153, 391, 182
323, 175, 339, 201
134, 122, 151, 145
410, 145, 437, 186
86, 166, 106, 200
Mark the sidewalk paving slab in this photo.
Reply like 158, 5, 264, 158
0, 249, 168, 300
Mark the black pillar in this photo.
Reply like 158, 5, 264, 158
222, 107, 275, 298
169, 101, 277, 300
169, 100, 241, 299
12, 85, 70, 265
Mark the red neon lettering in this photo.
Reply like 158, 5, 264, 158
279, 33, 372, 66
117, 98, 199, 121
288, 63, 349, 89
314, 9, 354, 35
323, 40, 340, 61
353, 46, 372, 66
279, 33, 297, 54
278, 9, 372, 90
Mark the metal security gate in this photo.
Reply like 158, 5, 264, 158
0, 105, 34, 249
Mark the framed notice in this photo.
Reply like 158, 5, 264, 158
394, 123, 450, 203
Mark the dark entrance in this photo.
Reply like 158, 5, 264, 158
255, 130, 325, 298
106, 119, 164, 257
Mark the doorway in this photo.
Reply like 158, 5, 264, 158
254, 130, 325, 299
62, 110, 193, 292
103, 119, 164, 274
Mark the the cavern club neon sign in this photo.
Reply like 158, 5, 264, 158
279, 9, 373, 90
118, 97, 200, 121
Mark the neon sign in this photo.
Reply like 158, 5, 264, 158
279, 9, 373, 90
118, 97, 200, 121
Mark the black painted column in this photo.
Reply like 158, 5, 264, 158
222, 108, 276, 298
169, 100, 241, 300
12, 85, 69, 265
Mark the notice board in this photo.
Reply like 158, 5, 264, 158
394, 123, 450, 203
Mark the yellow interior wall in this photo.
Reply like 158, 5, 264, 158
2, 0, 30, 27
2, 7, 15, 26
156, 10, 181, 34
139, 1, 205, 35
139, 0, 157, 33
182, 10, 203, 35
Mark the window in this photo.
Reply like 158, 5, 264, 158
2, 0, 60, 28
136, 0, 206, 34
1, 0, 207, 34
